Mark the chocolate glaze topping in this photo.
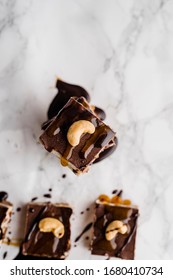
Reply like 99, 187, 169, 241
46, 80, 106, 121
41, 79, 117, 167
22, 203, 72, 259
48, 79, 90, 119
92, 202, 139, 259
93, 137, 118, 163
0, 192, 8, 202
0, 229, 2, 240
40, 97, 116, 172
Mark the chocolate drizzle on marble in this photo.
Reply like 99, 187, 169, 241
48, 79, 90, 119
0, 192, 8, 202
74, 222, 93, 243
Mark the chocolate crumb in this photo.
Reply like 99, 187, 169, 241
112, 189, 117, 194
31, 197, 38, 202
80, 211, 84, 215
85, 236, 89, 240
86, 208, 90, 211
16, 207, 21, 212
62, 174, 66, 179
3, 251, 7, 259
48, 188, 52, 192
43, 194, 51, 198
112, 189, 123, 196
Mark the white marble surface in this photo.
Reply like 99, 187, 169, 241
0, 0, 173, 260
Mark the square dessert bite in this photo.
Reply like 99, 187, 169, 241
91, 192, 139, 260
40, 96, 116, 174
22, 202, 72, 259
0, 192, 13, 243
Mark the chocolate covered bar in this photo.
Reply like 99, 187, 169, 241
40, 79, 117, 170
40, 95, 117, 174
0, 192, 13, 243
22, 202, 72, 259
91, 192, 139, 259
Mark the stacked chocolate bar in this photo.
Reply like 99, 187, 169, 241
40, 80, 117, 174
22, 202, 72, 259
91, 192, 139, 259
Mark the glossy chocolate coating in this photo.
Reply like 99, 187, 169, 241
40, 97, 116, 173
94, 137, 117, 164
0, 192, 8, 202
22, 202, 72, 259
91, 203, 139, 259
93, 106, 106, 121
0, 207, 7, 240
48, 80, 90, 119
41, 80, 116, 167
47, 79, 106, 122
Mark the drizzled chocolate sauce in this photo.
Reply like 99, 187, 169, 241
0, 191, 8, 202
48, 79, 90, 119
92, 203, 139, 259
3, 251, 7, 259
117, 212, 139, 258
0, 229, 2, 240
47, 80, 106, 122
74, 222, 93, 243
44, 97, 115, 168
93, 138, 118, 164
22, 203, 72, 259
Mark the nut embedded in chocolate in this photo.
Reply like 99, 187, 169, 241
39, 217, 64, 238
91, 193, 139, 260
22, 202, 72, 259
67, 120, 95, 147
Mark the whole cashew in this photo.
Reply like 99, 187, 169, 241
39, 217, 64, 238
105, 220, 128, 241
67, 120, 95, 147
